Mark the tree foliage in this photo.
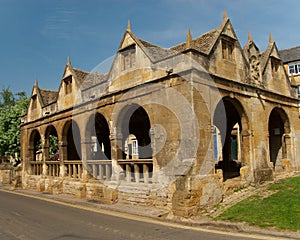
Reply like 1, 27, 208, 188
49, 135, 58, 157
0, 87, 29, 157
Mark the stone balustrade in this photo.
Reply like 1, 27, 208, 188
30, 161, 43, 175
30, 159, 153, 183
118, 159, 153, 183
64, 161, 83, 179
86, 160, 112, 180
45, 161, 60, 177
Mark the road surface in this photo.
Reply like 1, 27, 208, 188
0, 189, 279, 240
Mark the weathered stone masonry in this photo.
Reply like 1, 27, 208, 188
20, 13, 300, 217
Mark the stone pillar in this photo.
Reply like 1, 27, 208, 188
41, 134, 49, 176
284, 134, 291, 160
150, 126, 160, 183
81, 137, 92, 179
42, 163, 48, 176
42, 134, 49, 162
58, 141, 67, 177
241, 129, 254, 181
26, 145, 34, 174
110, 126, 123, 181
282, 134, 293, 172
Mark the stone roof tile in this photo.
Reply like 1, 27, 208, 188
73, 68, 89, 85
138, 38, 176, 62
81, 72, 108, 90
39, 89, 58, 106
279, 46, 300, 63
171, 28, 219, 55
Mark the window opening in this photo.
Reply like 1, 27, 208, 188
222, 39, 234, 61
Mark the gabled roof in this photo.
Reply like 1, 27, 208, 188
170, 12, 238, 56
279, 46, 300, 63
260, 35, 282, 74
118, 28, 175, 63
81, 72, 108, 90
39, 89, 58, 106
72, 68, 89, 85
243, 32, 260, 57
260, 44, 274, 73
28, 81, 57, 113
117, 12, 242, 64
171, 28, 220, 55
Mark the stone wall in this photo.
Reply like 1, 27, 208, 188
22, 170, 228, 218
0, 169, 12, 184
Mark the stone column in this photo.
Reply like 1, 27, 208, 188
41, 134, 48, 176
26, 144, 34, 175
110, 126, 123, 181
150, 126, 159, 183
81, 137, 92, 179
240, 130, 252, 182
59, 140, 67, 177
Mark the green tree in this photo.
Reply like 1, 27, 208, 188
49, 134, 58, 157
0, 88, 29, 157
0, 86, 15, 107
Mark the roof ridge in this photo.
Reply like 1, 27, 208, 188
279, 45, 300, 51
73, 67, 90, 74
138, 38, 162, 48
39, 88, 58, 92
193, 28, 220, 41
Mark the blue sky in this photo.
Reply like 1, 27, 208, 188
0, 0, 299, 95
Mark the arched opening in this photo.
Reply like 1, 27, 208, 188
213, 98, 247, 180
268, 108, 290, 169
119, 104, 152, 159
87, 113, 111, 160
45, 125, 59, 161
116, 104, 153, 183
29, 130, 42, 161
63, 121, 81, 160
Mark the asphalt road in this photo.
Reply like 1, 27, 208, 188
0, 190, 273, 240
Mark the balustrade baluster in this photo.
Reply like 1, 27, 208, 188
99, 164, 103, 180
126, 164, 131, 182
105, 164, 111, 180
134, 164, 140, 183
143, 164, 149, 183
68, 164, 71, 177
92, 164, 97, 178
78, 164, 82, 178
73, 164, 77, 178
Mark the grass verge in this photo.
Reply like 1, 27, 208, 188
215, 176, 300, 231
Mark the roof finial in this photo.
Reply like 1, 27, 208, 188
269, 33, 274, 43
127, 19, 131, 32
223, 9, 228, 20
34, 80, 38, 87
186, 28, 192, 48
247, 31, 253, 43
67, 56, 71, 66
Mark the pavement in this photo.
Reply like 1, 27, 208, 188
0, 183, 299, 240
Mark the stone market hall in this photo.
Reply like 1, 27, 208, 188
20, 12, 300, 217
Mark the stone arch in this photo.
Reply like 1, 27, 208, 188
62, 120, 81, 160
213, 96, 250, 180
28, 129, 42, 162
268, 107, 290, 170
44, 124, 59, 161
116, 103, 152, 160
85, 112, 111, 160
